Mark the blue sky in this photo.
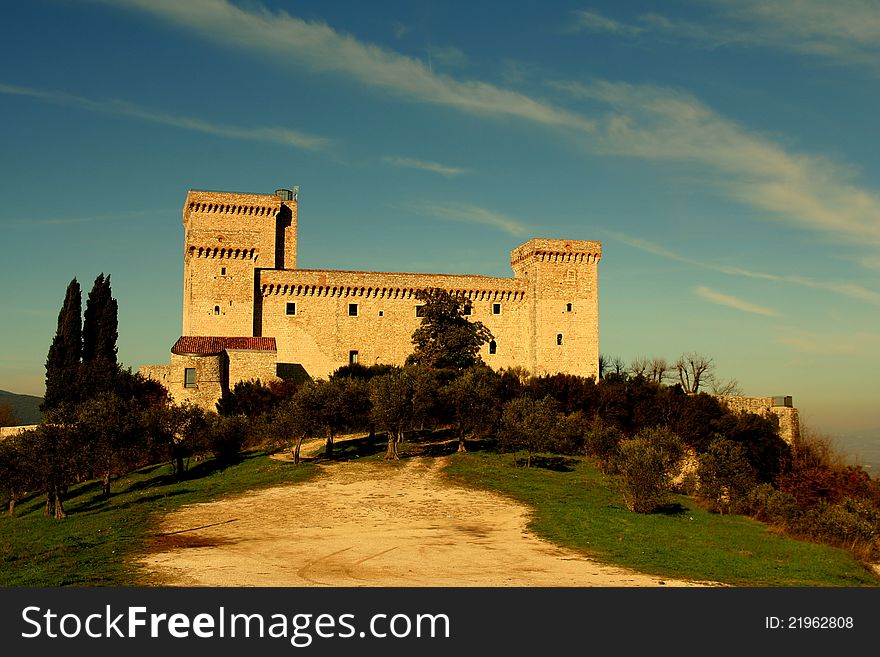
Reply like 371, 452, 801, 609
1, 0, 879, 444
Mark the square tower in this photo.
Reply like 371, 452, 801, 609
182, 189, 297, 337
511, 239, 602, 378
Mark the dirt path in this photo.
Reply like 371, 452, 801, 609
139, 451, 710, 587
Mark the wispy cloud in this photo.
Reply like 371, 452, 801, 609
564, 3, 880, 72
778, 328, 880, 355
714, 265, 880, 306
102, 0, 594, 132
0, 81, 329, 151
858, 255, 880, 270
555, 80, 880, 246
384, 156, 469, 177
565, 9, 645, 37
427, 45, 468, 69
695, 286, 779, 317
12, 207, 177, 226
714, 0, 880, 69
411, 202, 529, 236
103, 1, 880, 249
608, 230, 880, 306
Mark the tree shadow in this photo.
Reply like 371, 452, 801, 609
75, 490, 192, 514
314, 434, 386, 462
511, 455, 577, 472
654, 502, 688, 516
400, 438, 459, 458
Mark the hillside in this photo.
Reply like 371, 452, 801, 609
0, 389, 43, 425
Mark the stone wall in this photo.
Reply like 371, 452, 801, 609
0, 425, 38, 440
719, 396, 801, 445
227, 349, 279, 387
140, 354, 226, 409
259, 268, 531, 378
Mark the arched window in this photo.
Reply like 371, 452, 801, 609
214, 305, 220, 315
489, 340, 497, 355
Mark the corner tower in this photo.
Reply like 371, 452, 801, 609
511, 239, 602, 378
182, 188, 297, 337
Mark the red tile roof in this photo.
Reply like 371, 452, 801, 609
171, 336, 277, 355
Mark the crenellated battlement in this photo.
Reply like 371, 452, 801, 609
183, 189, 291, 219
186, 201, 279, 216
260, 282, 526, 301
510, 238, 602, 271
187, 246, 258, 260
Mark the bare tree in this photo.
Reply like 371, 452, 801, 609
610, 356, 626, 376
708, 377, 742, 397
675, 352, 713, 394
648, 357, 669, 384
629, 356, 650, 378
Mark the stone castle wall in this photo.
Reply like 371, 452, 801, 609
142, 187, 603, 408
0, 425, 38, 440
259, 268, 531, 378
719, 396, 801, 445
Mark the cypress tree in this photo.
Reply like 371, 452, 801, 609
42, 278, 82, 411
82, 273, 119, 395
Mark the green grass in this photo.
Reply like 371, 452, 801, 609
445, 450, 879, 587
0, 452, 317, 586
5, 438, 876, 587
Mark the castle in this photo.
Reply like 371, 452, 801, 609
140, 187, 602, 409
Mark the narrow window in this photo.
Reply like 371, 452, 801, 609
415, 305, 425, 317
566, 303, 572, 312
462, 304, 472, 316
348, 303, 358, 316
378, 310, 384, 317
557, 333, 563, 345
214, 305, 220, 315
489, 340, 497, 355
492, 303, 501, 315
286, 302, 296, 316
221, 267, 227, 276
349, 350, 359, 365
184, 368, 196, 388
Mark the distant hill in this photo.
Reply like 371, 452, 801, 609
836, 428, 880, 476
0, 390, 44, 425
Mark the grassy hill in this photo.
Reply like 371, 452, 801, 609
0, 389, 43, 425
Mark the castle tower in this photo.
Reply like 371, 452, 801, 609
182, 188, 297, 337
511, 239, 602, 378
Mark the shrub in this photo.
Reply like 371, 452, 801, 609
697, 437, 757, 514
803, 498, 879, 553
714, 411, 789, 482
551, 410, 589, 455
745, 483, 800, 526
617, 438, 669, 513
615, 427, 685, 513
216, 379, 278, 418
208, 415, 249, 465
500, 397, 559, 466
582, 415, 622, 473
